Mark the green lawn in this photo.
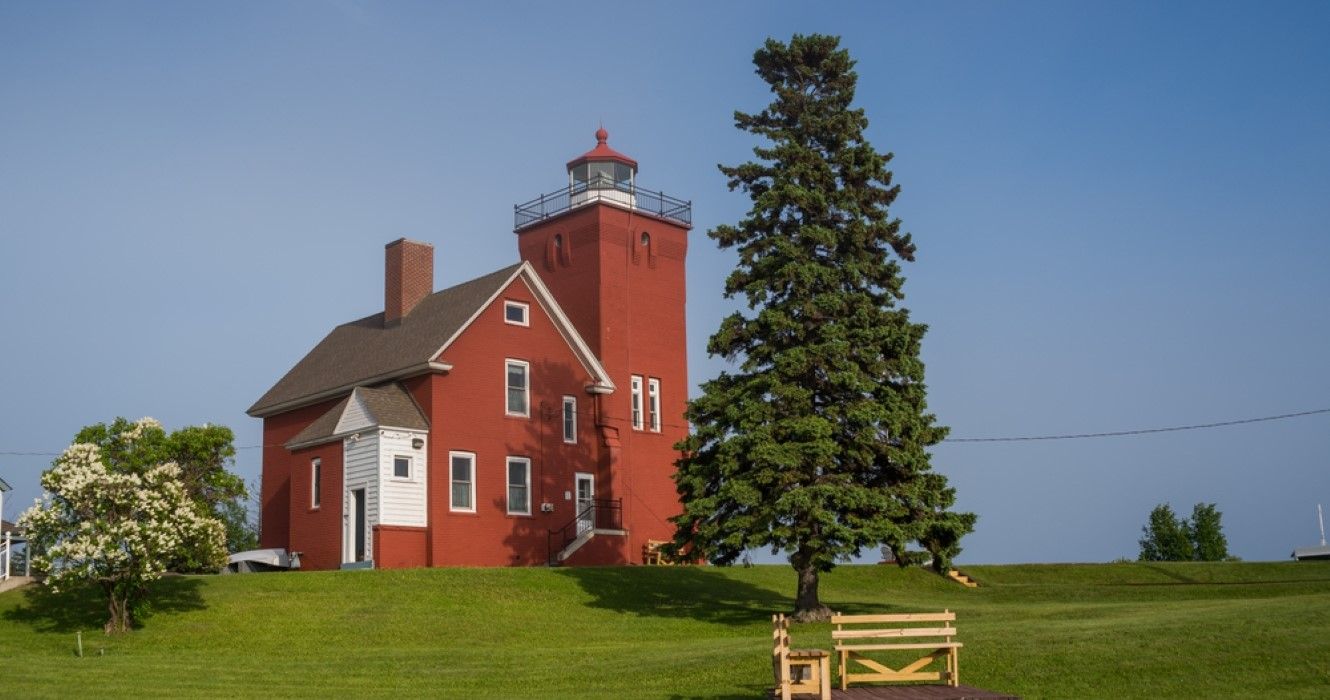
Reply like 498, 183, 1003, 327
2, 561, 1328, 698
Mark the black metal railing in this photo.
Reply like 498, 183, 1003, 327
515, 180, 691, 229
547, 498, 623, 565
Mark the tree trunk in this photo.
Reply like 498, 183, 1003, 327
791, 563, 831, 623
103, 581, 133, 635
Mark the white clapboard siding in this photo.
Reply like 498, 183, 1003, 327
335, 392, 374, 435
343, 432, 380, 552
378, 429, 428, 527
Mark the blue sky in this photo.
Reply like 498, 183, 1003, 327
2, 1, 1327, 564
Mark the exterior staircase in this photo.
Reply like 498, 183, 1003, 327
551, 526, 628, 564
947, 568, 979, 588
547, 498, 625, 565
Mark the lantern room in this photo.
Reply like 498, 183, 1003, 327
568, 127, 637, 189
513, 128, 691, 230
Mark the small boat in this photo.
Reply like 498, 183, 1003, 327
1292, 504, 1330, 561
223, 548, 302, 573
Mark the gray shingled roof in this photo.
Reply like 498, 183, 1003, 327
249, 264, 522, 416
285, 383, 429, 449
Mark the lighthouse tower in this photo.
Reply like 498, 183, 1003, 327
513, 128, 691, 560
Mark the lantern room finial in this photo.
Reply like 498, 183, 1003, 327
595, 125, 609, 144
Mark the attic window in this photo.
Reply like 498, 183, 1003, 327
504, 301, 529, 327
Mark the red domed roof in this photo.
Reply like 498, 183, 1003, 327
566, 127, 638, 170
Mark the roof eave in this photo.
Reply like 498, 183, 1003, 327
248, 361, 453, 418
285, 423, 429, 451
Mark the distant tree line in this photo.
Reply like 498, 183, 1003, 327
1138, 502, 1231, 562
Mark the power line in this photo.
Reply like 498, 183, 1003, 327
944, 407, 1330, 443
2, 406, 1327, 456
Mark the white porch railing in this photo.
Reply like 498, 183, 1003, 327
1, 530, 10, 582
1, 530, 27, 581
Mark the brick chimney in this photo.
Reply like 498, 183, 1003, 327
384, 238, 434, 325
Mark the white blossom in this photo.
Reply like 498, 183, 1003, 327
18, 421, 228, 601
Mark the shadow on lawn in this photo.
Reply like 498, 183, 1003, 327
554, 566, 788, 626
3, 576, 206, 633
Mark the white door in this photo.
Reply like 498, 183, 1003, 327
575, 473, 594, 536
345, 487, 367, 563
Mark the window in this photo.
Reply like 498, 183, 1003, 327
641, 231, 650, 247
562, 396, 577, 443
450, 451, 475, 512
393, 455, 411, 479
507, 457, 531, 515
630, 375, 644, 430
504, 300, 529, 326
506, 359, 529, 416
310, 458, 322, 509
647, 378, 661, 432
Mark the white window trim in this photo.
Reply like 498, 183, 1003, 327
503, 300, 530, 327
311, 458, 322, 509
449, 451, 476, 513
506, 359, 530, 417
506, 456, 532, 516
392, 454, 412, 481
630, 375, 644, 430
562, 395, 577, 444
647, 377, 661, 432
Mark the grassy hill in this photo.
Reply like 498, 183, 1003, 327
2, 561, 1329, 698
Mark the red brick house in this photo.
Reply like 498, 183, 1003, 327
248, 130, 691, 569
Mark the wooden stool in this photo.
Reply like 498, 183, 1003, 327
772, 613, 831, 700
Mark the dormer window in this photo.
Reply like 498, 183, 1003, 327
504, 301, 529, 327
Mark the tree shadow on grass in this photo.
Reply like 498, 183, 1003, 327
1136, 564, 1198, 584
3, 576, 207, 633
554, 565, 789, 626
555, 565, 910, 627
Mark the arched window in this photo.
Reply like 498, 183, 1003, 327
640, 232, 650, 247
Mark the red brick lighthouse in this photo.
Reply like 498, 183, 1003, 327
250, 129, 691, 568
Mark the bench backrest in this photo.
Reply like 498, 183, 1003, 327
831, 610, 957, 646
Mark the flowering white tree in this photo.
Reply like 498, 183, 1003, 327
19, 418, 227, 634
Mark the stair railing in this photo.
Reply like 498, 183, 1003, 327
547, 498, 622, 565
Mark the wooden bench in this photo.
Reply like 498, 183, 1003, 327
771, 613, 830, 700
643, 539, 671, 565
832, 610, 962, 690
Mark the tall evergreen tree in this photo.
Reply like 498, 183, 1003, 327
671, 34, 974, 621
